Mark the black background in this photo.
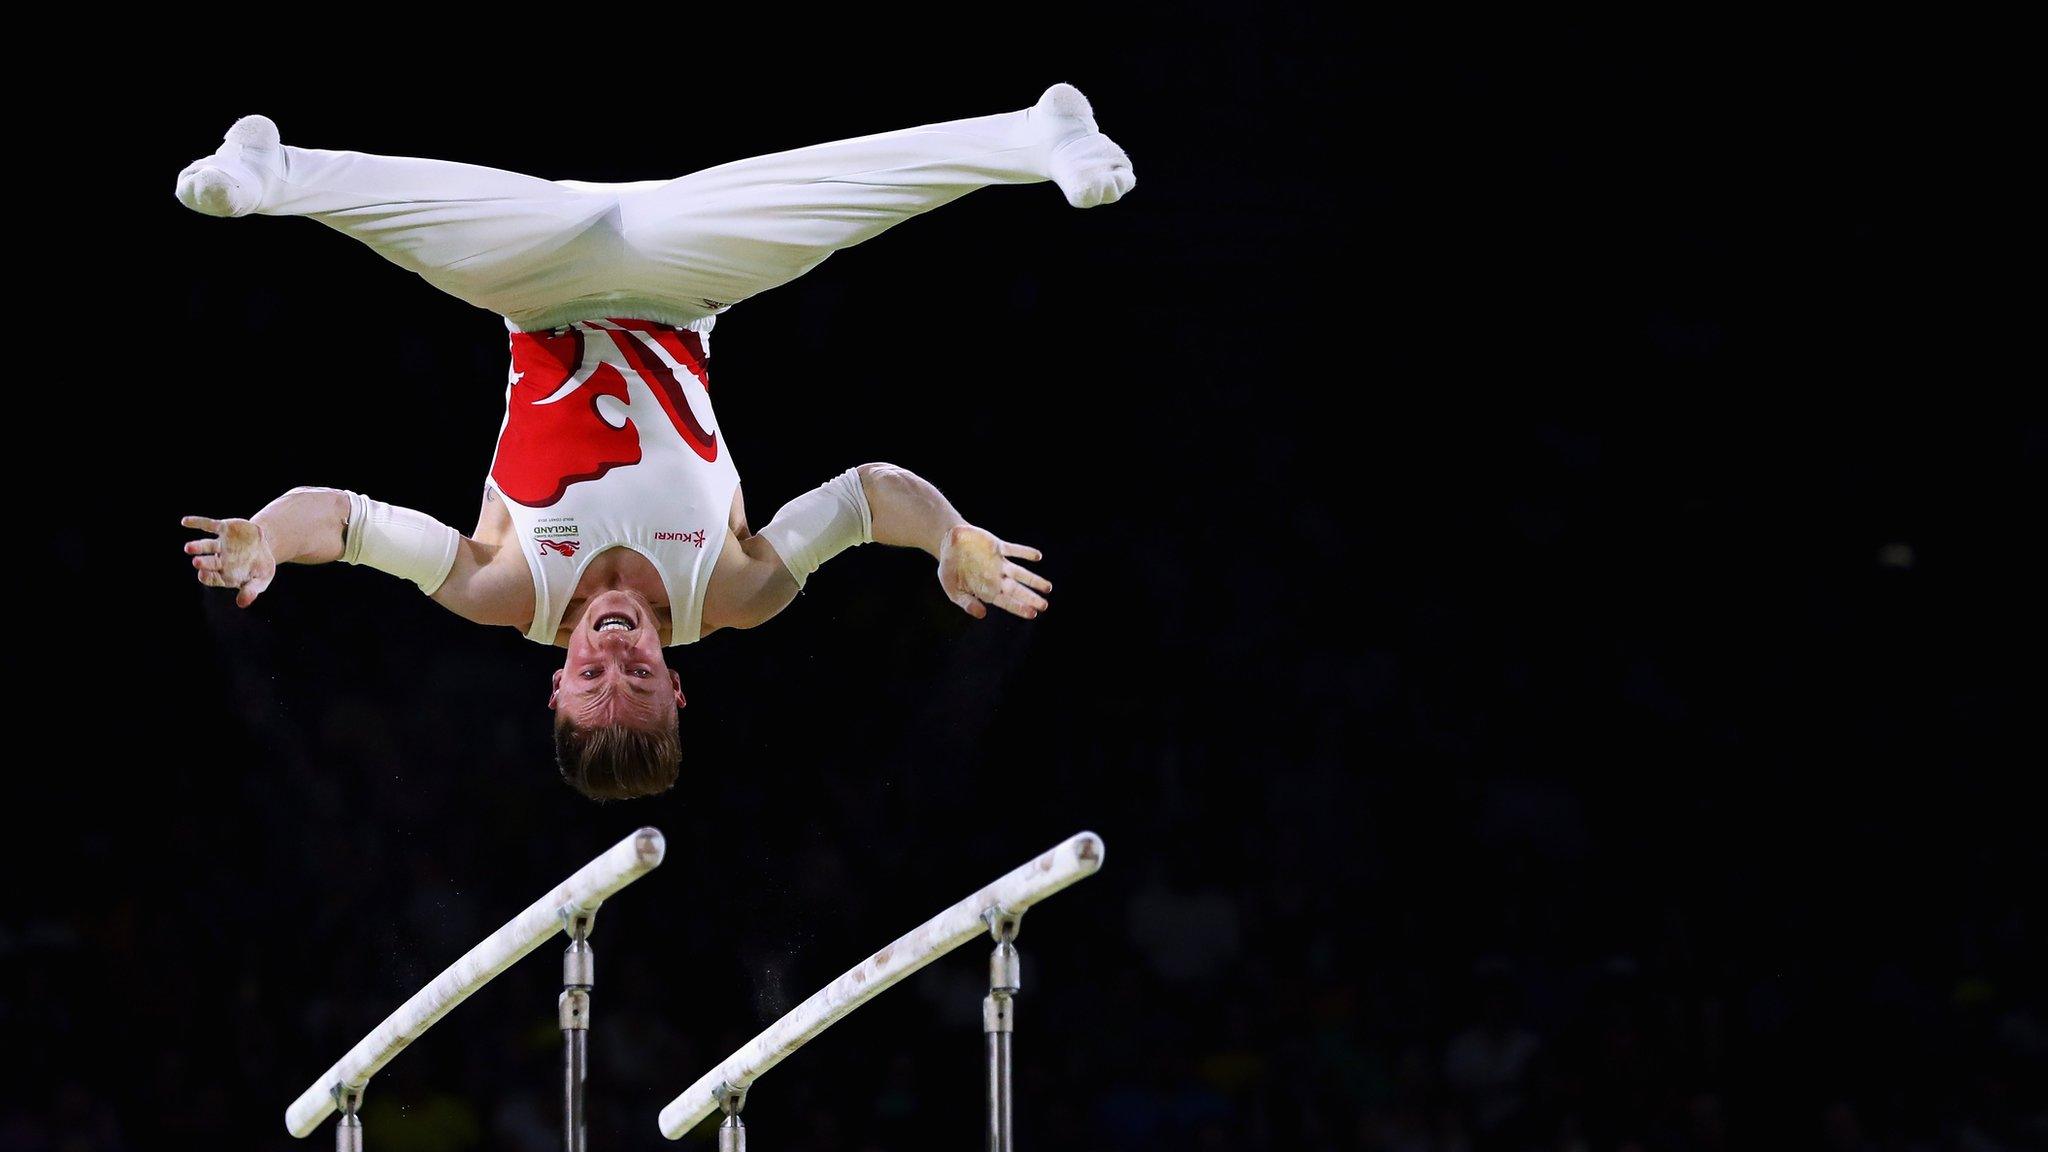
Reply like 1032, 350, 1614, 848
10, 15, 2042, 1151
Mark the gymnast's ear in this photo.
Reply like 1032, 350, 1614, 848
549, 668, 564, 711
670, 670, 685, 710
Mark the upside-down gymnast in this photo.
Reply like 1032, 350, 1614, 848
175, 85, 1133, 800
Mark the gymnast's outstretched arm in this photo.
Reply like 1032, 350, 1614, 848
702, 464, 1051, 635
181, 488, 531, 626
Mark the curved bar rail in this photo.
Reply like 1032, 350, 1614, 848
659, 831, 1104, 1139
285, 828, 666, 1137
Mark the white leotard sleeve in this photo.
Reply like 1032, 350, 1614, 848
758, 468, 873, 589
341, 491, 461, 596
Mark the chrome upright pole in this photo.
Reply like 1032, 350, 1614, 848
984, 907, 1022, 1152
561, 909, 597, 1152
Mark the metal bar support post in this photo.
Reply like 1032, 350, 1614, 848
984, 907, 1023, 1152
561, 908, 597, 1152
334, 1085, 363, 1152
717, 1083, 747, 1151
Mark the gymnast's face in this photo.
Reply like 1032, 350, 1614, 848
549, 590, 686, 728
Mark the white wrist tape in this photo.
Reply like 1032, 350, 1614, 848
759, 467, 874, 589
341, 491, 461, 596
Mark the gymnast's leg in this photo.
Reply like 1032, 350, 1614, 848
174, 85, 1133, 328
611, 84, 1135, 319
175, 117, 621, 321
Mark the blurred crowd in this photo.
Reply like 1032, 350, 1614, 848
4, 620, 2040, 1151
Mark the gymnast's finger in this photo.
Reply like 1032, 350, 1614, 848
1000, 541, 1043, 562
997, 584, 1046, 619
181, 515, 223, 534
1005, 563, 1052, 594
1004, 580, 1048, 614
185, 538, 221, 556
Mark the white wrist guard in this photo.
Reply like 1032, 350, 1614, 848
340, 491, 461, 596
759, 467, 874, 589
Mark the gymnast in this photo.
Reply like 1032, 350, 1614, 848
175, 85, 1134, 798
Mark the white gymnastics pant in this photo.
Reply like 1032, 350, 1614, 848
245, 105, 1062, 331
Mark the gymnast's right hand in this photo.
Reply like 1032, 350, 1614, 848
181, 516, 277, 608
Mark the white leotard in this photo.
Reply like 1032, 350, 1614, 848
485, 317, 739, 645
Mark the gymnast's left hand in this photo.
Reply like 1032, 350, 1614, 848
181, 516, 277, 608
937, 524, 1051, 620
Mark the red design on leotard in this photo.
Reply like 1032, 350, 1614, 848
606, 319, 712, 392
605, 329, 719, 463
537, 538, 580, 557
491, 329, 639, 508
488, 322, 718, 508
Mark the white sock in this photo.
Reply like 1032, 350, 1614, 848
175, 115, 283, 218
1031, 84, 1136, 209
